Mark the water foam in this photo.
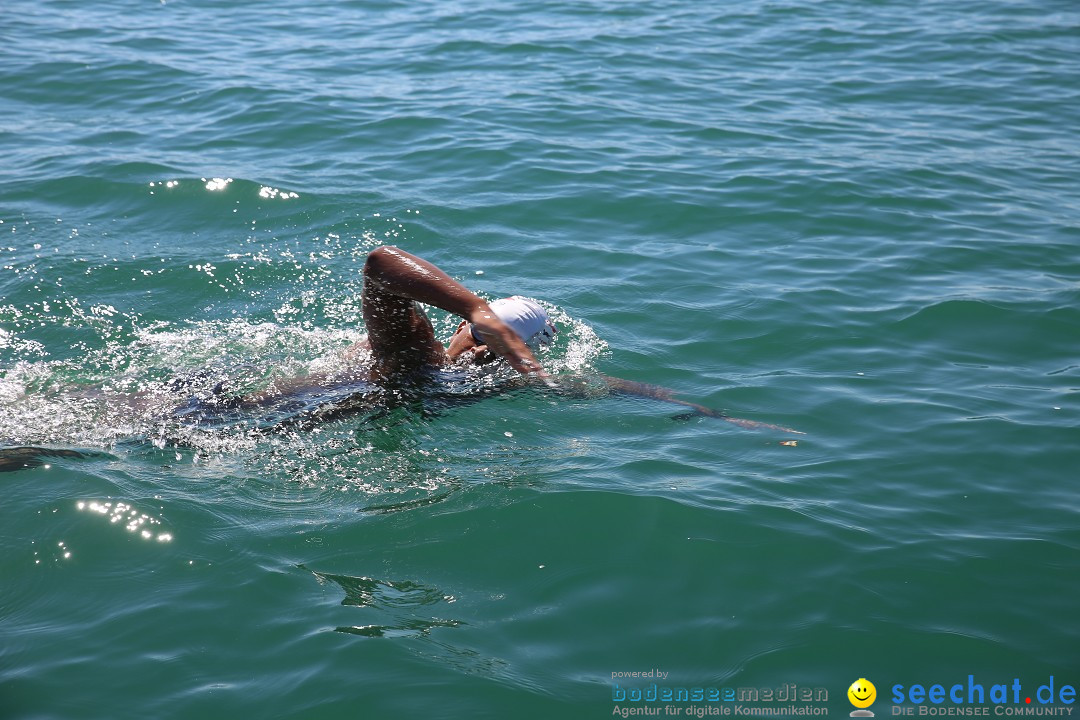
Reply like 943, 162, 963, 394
0, 302, 607, 489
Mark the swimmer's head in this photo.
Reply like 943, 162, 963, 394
446, 296, 556, 363
478, 297, 556, 347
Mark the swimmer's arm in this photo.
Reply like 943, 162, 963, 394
587, 374, 803, 434
362, 246, 546, 378
0, 446, 96, 473
233, 373, 332, 407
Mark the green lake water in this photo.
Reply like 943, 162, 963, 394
1, 0, 1078, 718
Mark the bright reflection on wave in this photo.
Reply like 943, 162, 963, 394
203, 177, 232, 191
76, 500, 173, 543
258, 185, 299, 200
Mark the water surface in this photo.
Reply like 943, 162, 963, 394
2, 0, 1078, 717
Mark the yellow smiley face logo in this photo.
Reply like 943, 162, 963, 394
848, 678, 877, 709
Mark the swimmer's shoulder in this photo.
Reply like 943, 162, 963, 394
343, 336, 372, 365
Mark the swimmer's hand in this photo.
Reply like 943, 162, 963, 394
468, 305, 550, 381
599, 375, 803, 434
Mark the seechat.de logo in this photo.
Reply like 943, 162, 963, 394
849, 678, 878, 717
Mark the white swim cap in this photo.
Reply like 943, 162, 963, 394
474, 296, 557, 347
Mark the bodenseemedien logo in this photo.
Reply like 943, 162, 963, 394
849, 678, 877, 717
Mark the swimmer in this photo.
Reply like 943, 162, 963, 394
0, 246, 800, 470
232, 244, 557, 407
244, 245, 800, 433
